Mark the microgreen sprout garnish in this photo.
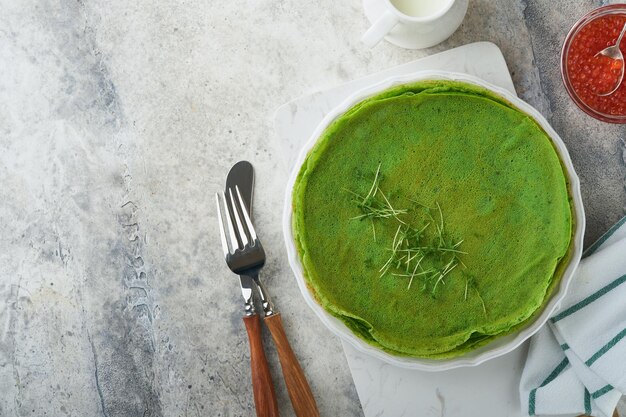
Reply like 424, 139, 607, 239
344, 164, 408, 234
379, 225, 404, 278
347, 166, 472, 298
432, 257, 458, 295
377, 217, 466, 296
465, 275, 487, 316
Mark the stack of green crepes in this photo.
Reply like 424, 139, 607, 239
292, 80, 574, 359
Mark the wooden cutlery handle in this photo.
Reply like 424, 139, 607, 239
243, 315, 280, 417
265, 313, 320, 417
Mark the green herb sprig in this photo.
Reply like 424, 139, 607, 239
379, 212, 465, 296
346, 165, 485, 304
344, 164, 407, 241
465, 275, 487, 316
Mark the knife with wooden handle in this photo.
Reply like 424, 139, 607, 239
226, 161, 279, 417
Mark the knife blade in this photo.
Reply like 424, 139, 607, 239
226, 161, 254, 215
225, 161, 256, 313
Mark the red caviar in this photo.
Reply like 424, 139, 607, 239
562, 6, 626, 122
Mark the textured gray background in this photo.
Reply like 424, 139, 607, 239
1, 0, 625, 416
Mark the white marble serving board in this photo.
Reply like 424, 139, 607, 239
274, 42, 529, 417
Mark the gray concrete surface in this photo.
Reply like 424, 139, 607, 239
0, 0, 624, 416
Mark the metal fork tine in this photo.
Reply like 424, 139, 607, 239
221, 191, 241, 251
215, 193, 231, 256
228, 188, 250, 247
235, 185, 257, 241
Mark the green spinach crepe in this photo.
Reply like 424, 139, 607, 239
292, 80, 573, 359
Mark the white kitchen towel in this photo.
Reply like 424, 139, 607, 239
521, 216, 626, 417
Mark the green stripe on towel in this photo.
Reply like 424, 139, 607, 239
584, 389, 591, 415
591, 384, 614, 399
528, 357, 570, 415
584, 215, 626, 257
551, 274, 626, 323
585, 328, 626, 366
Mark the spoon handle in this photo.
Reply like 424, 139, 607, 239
616, 22, 626, 48
265, 313, 320, 417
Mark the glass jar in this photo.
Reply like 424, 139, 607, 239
561, 4, 626, 123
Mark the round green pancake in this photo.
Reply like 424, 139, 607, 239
292, 80, 573, 359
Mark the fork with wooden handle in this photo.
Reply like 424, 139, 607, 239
216, 195, 278, 416
216, 186, 320, 417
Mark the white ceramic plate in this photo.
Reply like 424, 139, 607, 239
282, 71, 585, 371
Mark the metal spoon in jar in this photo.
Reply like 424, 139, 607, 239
595, 22, 626, 96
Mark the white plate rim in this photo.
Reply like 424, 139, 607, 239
281, 70, 586, 371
